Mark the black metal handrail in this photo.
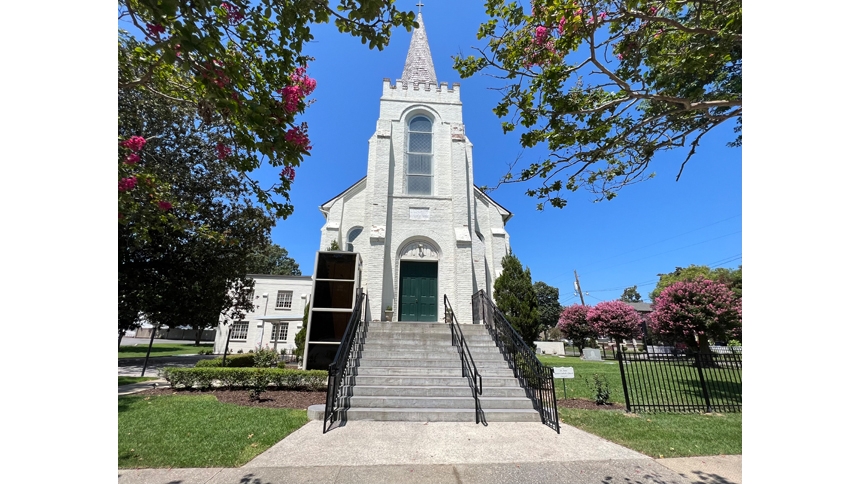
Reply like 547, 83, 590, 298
323, 289, 368, 433
444, 295, 484, 424
472, 290, 559, 433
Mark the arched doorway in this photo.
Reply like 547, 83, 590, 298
398, 240, 438, 322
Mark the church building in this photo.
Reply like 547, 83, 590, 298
318, 13, 513, 324
212, 14, 514, 356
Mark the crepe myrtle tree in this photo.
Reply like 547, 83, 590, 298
453, 0, 741, 209
649, 277, 741, 357
586, 300, 642, 351
556, 304, 596, 355
118, 1, 416, 236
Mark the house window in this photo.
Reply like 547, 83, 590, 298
270, 323, 290, 342
276, 290, 293, 309
231, 322, 249, 340
346, 227, 362, 252
406, 116, 433, 195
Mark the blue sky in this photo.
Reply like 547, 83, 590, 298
259, 0, 742, 305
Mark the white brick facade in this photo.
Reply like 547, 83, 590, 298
214, 275, 313, 354
318, 14, 512, 324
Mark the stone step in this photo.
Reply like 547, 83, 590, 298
342, 395, 536, 410
350, 385, 528, 398
354, 366, 516, 377
335, 407, 542, 423
357, 353, 508, 364
362, 335, 497, 345
367, 322, 488, 334
353, 375, 524, 387
359, 346, 506, 355
356, 358, 511, 369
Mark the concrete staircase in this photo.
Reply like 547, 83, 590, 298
341, 321, 541, 423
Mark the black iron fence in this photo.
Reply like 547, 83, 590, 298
617, 348, 742, 413
472, 290, 559, 433
323, 289, 369, 433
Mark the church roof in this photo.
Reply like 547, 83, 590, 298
400, 13, 437, 87
474, 185, 513, 224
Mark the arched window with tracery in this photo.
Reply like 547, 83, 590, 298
406, 116, 433, 195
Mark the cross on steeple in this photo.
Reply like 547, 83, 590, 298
416, 2, 424, 14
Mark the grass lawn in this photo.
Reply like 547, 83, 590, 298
119, 343, 210, 359
118, 393, 308, 468
539, 355, 741, 457
558, 407, 741, 458
119, 376, 158, 386
538, 355, 627, 403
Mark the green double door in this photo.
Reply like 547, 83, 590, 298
398, 261, 438, 322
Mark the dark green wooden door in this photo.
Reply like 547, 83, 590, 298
398, 261, 438, 322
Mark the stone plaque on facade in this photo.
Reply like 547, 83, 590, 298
409, 207, 430, 220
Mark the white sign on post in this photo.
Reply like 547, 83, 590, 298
553, 367, 574, 378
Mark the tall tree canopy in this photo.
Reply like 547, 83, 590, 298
649, 277, 741, 352
650, 264, 741, 301
454, 0, 741, 208
119, 56, 273, 345
620, 285, 642, 302
247, 243, 302, 275
494, 252, 541, 345
586, 300, 642, 348
534, 281, 563, 339
556, 304, 596, 354
118, 1, 416, 234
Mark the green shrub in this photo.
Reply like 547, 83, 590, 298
162, 367, 328, 391
586, 374, 611, 405
253, 346, 279, 368
195, 354, 255, 368
249, 369, 271, 400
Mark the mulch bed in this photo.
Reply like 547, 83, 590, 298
134, 387, 327, 409
133, 388, 620, 411
555, 398, 623, 411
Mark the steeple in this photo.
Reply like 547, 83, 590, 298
400, 13, 437, 87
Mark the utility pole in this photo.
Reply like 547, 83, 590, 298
574, 270, 586, 306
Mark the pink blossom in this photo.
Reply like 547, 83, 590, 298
586, 301, 642, 343
535, 25, 549, 45
157, 201, 173, 211
120, 136, 146, 152
285, 125, 311, 151
124, 153, 140, 165
146, 23, 165, 38
598, 11, 607, 21
649, 6, 658, 15
118, 176, 138, 192
280, 66, 317, 114
649, 277, 741, 347
616, 53, 624, 60
221, 2, 244, 25
280, 165, 296, 181
216, 143, 231, 160
557, 17, 566, 35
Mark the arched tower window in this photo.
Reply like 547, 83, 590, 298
406, 116, 433, 195
346, 227, 362, 252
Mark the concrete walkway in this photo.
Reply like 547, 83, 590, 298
118, 379, 741, 483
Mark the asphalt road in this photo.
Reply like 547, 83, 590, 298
120, 337, 216, 347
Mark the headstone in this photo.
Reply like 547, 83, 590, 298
582, 348, 602, 361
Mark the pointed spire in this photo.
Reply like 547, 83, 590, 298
401, 13, 437, 87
